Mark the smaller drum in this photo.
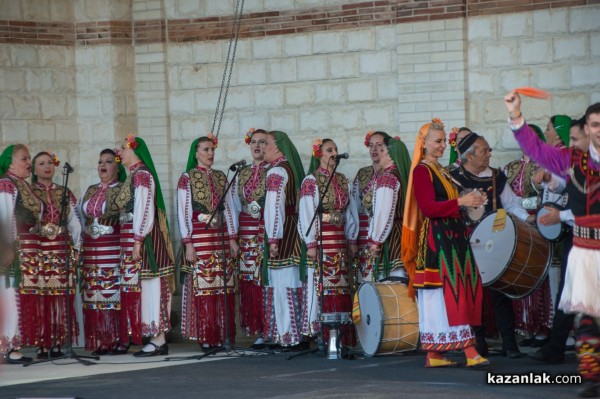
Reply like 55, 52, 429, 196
355, 282, 419, 357
320, 312, 350, 328
536, 203, 568, 242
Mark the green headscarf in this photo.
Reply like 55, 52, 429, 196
130, 137, 175, 268
117, 163, 127, 183
529, 124, 546, 143
552, 115, 572, 147
185, 138, 201, 171
448, 145, 459, 166
271, 131, 305, 189
0, 145, 15, 176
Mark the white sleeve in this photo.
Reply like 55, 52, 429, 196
501, 183, 530, 221
367, 177, 400, 245
0, 180, 18, 241
298, 175, 319, 248
132, 170, 155, 242
67, 191, 82, 250
345, 178, 359, 242
228, 174, 240, 236
264, 167, 288, 243
351, 174, 361, 212
546, 173, 567, 193
560, 209, 574, 226
176, 173, 193, 243
224, 176, 237, 239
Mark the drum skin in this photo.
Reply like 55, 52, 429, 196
535, 204, 568, 242
470, 211, 551, 299
355, 282, 419, 356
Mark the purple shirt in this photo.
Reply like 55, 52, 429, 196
512, 122, 572, 177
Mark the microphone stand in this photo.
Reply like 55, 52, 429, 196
26, 164, 99, 366
288, 157, 342, 360
167, 164, 244, 361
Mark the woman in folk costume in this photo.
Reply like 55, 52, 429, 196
505, 95, 600, 397
298, 138, 359, 342
178, 134, 239, 351
352, 131, 384, 283
230, 128, 268, 347
447, 127, 473, 173
115, 135, 175, 357
401, 119, 489, 368
259, 131, 305, 347
80, 149, 128, 355
0, 144, 38, 364
364, 132, 411, 282
29, 151, 82, 359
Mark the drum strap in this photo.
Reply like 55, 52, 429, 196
492, 169, 497, 211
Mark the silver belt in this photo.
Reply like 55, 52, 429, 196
322, 211, 345, 227
242, 201, 262, 219
520, 196, 539, 210
197, 213, 223, 228
85, 218, 115, 239
119, 212, 134, 224
36, 223, 64, 240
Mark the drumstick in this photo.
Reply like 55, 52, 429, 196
514, 87, 552, 100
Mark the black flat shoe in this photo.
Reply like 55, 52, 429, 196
110, 343, 130, 355
133, 343, 168, 357
92, 346, 110, 356
250, 343, 266, 350
3, 350, 33, 365
50, 346, 64, 358
36, 347, 49, 360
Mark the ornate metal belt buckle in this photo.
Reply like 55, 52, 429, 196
329, 212, 343, 227
209, 214, 222, 228
247, 201, 261, 219
521, 196, 539, 210
43, 223, 61, 240
119, 213, 133, 224
89, 218, 114, 239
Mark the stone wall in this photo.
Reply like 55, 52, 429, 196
0, 0, 599, 246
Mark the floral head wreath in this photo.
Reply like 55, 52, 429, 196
126, 134, 139, 150
448, 127, 459, 148
49, 152, 60, 167
244, 128, 255, 145
364, 130, 376, 147
431, 117, 445, 129
207, 133, 218, 149
114, 148, 121, 163
312, 138, 323, 158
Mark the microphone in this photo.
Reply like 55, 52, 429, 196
63, 162, 74, 173
334, 153, 349, 160
229, 159, 247, 171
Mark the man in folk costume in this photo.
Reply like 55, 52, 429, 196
505, 93, 600, 398
230, 128, 269, 348
259, 131, 306, 348
115, 135, 175, 357
503, 125, 556, 348
177, 135, 238, 351
0, 144, 38, 364
450, 132, 533, 359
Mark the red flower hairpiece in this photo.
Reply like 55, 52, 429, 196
312, 138, 323, 158
431, 117, 445, 129
207, 133, 218, 149
394, 136, 401, 141
50, 153, 60, 167
244, 128, 255, 145
126, 134, 139, 150
448, 127, 459, 148
364, 130, 376, 147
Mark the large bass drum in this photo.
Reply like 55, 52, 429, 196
470, 211, 551, 299
355, 282, 419, 357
